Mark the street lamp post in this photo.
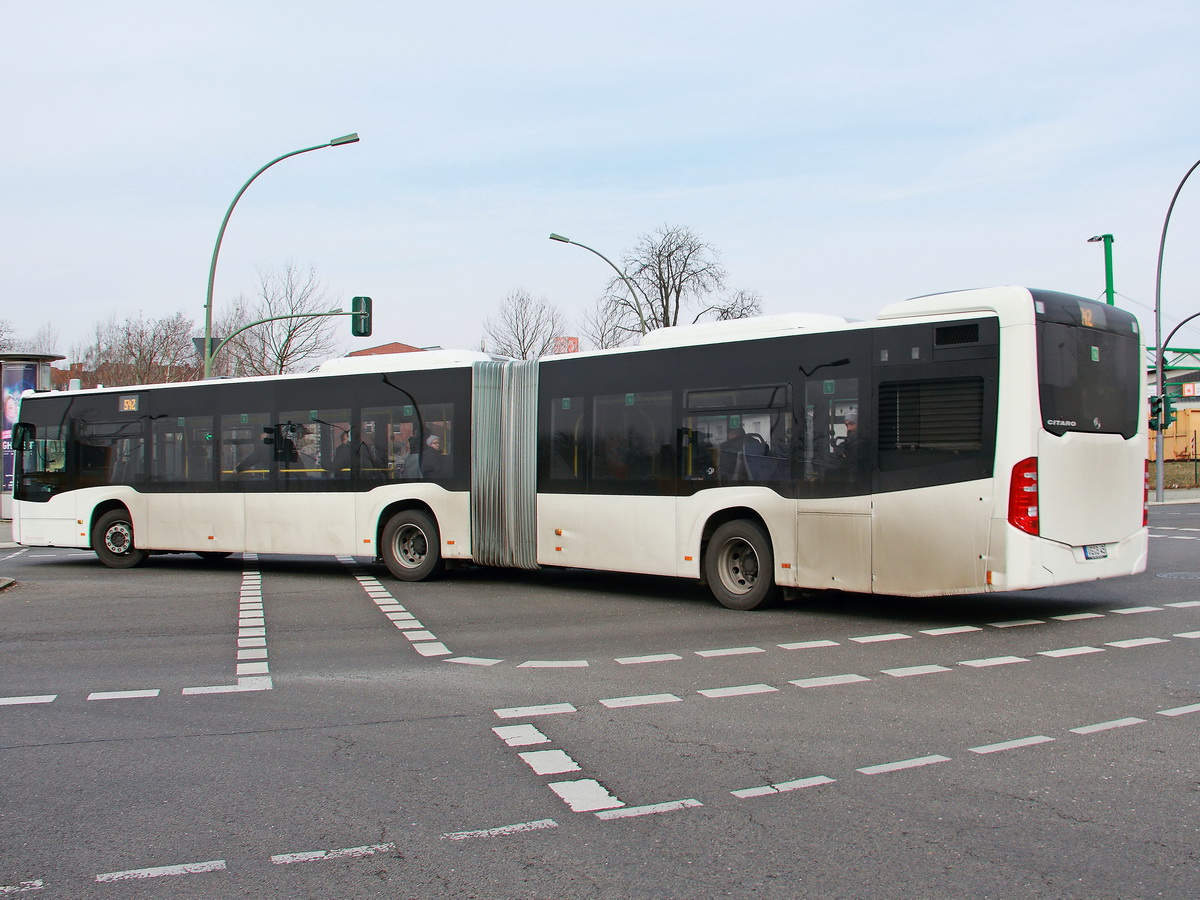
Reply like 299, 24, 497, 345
1153, 157, 1200, 501
203, 132, 360, 377
548, 232, 649, 334
1087, 234, 1115, 305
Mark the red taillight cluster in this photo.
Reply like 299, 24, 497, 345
1008, 457, 1039, 535
1144, 461, 1150, 527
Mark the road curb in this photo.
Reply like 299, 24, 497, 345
0, 577, 14, 591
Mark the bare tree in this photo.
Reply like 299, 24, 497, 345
481, 289, 569, 359
696, 288, 763, 322
215, 261, 342, 375
19, 321, 61, 354
69, 312, 198, 386
593, 225, 762, 340
580, 295, 635, 350
620, 224, 727, 330
0, 320, 14, 351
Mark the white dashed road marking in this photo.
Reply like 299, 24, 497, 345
594, 799, 703, 819
493, 724, 550, 746
790, 674, 870, 688
0, 695, 56, 706
494, 703, 576, 719
697, 683, 778, 698
857, 755, 950, 774
518, 750, 581, 775
969, 735, 1054, 754
1071, 717, 1145, 734
270, 843, 395, 865
442, 819, 559, 841
615, 653, 682, 664
882, 664, 951, 678
1038, 646, 1104, 658
95, 860, 226, 882
599, 693, 682, 709
547, 779, 624, 812
959, 656, 1028, 667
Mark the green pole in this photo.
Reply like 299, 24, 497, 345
203, 133, 360, 378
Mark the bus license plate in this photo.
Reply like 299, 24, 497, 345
1083, 544, 1108, 560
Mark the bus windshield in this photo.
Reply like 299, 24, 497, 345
1033, 290, 1141, 439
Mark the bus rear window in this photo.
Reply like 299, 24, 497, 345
1034, 292, 1140, 439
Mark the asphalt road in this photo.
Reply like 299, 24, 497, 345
1, 506, 1198, 899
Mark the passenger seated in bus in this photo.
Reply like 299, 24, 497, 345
421, 433, 444, 478
833, 411, 859, 462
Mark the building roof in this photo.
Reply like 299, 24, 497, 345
346, 342, 426, 357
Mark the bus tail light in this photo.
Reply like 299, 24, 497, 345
1144, 461, 1150, 527
1008, 457, 1039, 535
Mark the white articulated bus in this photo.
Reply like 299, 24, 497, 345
12, 286, 1147, 609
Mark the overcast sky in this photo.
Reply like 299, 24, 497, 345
4, 1, 1200, 360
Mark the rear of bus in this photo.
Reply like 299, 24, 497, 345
993, 289, 1147, 590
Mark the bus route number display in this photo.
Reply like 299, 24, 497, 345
119, 395, 139, 413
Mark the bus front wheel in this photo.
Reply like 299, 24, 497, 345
381, 510, 445, 582
704, 519, 779, 610
92, 509, 149, 569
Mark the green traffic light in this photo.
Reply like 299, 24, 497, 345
351, 296, 373, 337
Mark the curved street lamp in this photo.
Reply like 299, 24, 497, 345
1087, 233, 1115, 306
548, 232, 649, 334
1153, 157, 1200, 500
203, 132, 360, 377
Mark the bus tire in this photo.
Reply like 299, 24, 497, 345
381, 510, 445, 582
704, 519, 779, 610
92, 509, 149, 569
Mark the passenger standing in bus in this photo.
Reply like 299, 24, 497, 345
401, 435, 423, 479
331, 432, 353, 474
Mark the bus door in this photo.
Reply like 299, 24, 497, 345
793, 373, 872, 593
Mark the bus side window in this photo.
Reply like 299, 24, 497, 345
277, 408, 351, 480
221, 412, 273, 481
77, 420, 146, 487
800, 377, 861, 496
547, 396, 585, 481
591, 391, 673, 484
152, 417, 213, 483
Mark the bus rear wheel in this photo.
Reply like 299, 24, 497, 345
381, 510, 445, 582
92, 509, 149, 569
704, 519, 779, 610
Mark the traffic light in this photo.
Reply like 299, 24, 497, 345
1149, 395, 1162, 431
351, 296, 372, 337
1162, 391, 1177, 429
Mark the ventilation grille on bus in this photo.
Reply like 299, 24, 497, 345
935, 323, 979, 345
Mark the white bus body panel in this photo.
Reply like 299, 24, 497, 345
870, 481, 990, 596
537, 494, 678, 576
12, 496, 87, 548
142, 493, 247, 553
676, 488, 799, 584
795, 497, 872, 593
1036, 431, 1144, 546
357, 486, 473, 561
